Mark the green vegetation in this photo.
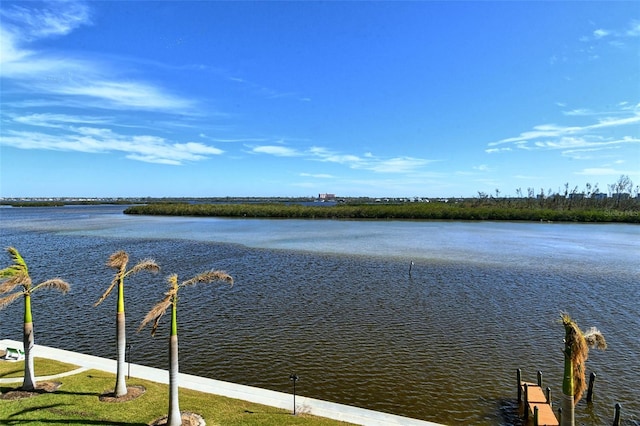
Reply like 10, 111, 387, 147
0, 357, 78, 379
0, 247, 71, 391
124, 200, 640, 223
0, 359, 353, 425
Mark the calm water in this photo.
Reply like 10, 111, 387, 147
1, 205, 638, 425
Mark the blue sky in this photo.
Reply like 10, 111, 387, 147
1, 1, 638, 198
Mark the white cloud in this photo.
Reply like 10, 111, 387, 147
0, 1, 91, 42
626, 20, 640, 37
0, 114, 224, 165
300, 173, 334, 178
593, 29, 610, 39
251, 145, 301, 156
489, 107, 640, 151
55, 81, 193, 111
576, 168, 624, 176
0, 2, 195, 113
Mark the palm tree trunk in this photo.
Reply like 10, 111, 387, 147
167, 301, 181, 426
115, 311, 127, 397
168, 333, 181, 426
22, 295, 36, 391
561, 352, 575, 426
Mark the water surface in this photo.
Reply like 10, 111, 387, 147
1, 206, 638, 425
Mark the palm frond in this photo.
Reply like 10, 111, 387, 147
0, 247, 29, 278
181, 270, 233, 288
0, 291, 24, 310
138, 294, 172, 334
0, 274, 29, 294
0, 264, 24, 278
106, 251, 129, 269
561, 313, 590, 403
127, 259, 160, 276
34, 278, 71, 294
583, 327, 607, 350
94, 278, 118, 307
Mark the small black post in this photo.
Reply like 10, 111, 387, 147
517, 369, 522, 402
612, 403, 621, 426
524, 383, 529, 420
546, 386, 552, 408
533, 405, 539, 426
558, 407, 562, 425
586, 372, 596, 403
409, 261, 414, 277
537, 370, 542, 387
127, 343, 132, 379
289, 373, 299, 415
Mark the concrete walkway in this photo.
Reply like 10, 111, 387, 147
0, 339, 444, 426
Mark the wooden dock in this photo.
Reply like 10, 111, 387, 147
517, 369, 559, 426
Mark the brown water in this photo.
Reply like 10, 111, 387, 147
1, 206, 638, 425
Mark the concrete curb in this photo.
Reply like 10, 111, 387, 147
1, 339, 444, 426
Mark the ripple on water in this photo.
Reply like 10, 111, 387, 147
1, 209, 638, 426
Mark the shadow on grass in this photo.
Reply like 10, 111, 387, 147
5, 403, 148, 425
0, 367, 23, 378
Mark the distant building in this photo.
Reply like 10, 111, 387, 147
318, 193, 336, 200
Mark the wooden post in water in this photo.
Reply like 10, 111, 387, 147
558, 407, 562, 425
517, 369, 522, 402
537, 370, 543, 387
533, 405, 539, 426
546, 386, 552, 408
612, 403, 621, 426
524, 383, 530, 420
586, 372, 596, 402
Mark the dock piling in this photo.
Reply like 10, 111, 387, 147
612, 403, 621, 426
586, 372, 596, 403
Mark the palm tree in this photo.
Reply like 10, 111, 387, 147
139, 270, 233, 426
560, 313, 607, 426
0, 247, 70, 391
94, 250, 159, 397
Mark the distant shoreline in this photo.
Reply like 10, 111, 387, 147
122, 201, 640, 224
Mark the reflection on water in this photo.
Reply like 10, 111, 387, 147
0, 206, 638, 425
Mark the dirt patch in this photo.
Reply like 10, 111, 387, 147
149, 412, 206, 426
99, 385, 146, 402
0, 381, 62, 400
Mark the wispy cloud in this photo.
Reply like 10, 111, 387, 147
300, 173, 334, 179
250, 143, 434, 174
0, 1, 195, 113
579, 19, 640, 51
1, 114, 224, 165
488, 105, 640, 157
251, 145, 302, 157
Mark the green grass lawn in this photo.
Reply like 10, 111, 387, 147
0, 359, 353, 425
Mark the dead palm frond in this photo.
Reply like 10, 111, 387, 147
0, 292, 24, 310
139, 271, 233, 337
0, 274, 30, 294
561, 313, 606, 403
95, 252, 159, 307
94, 278, 118, 307
138, 292, 173, 336
583, 327, 607, 350
182, 270, 233, 287
34, 278, 71, 294
129, 259, 160, 276
107, 251, 129, 269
